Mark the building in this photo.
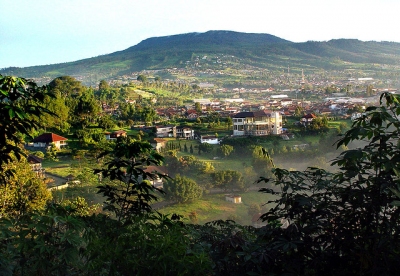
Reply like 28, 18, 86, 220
232, 110, 282, 136
225, 194, 242, 204
150, 138, 168, 152
300, 113, 317, 126
155, 125, 176, 138
32, 133, 68, 149
143, 166, 168, 189
110, 130, 127, 139
155, 125, 195, 139
27, 155, 45, 178
176, 126, 195, 139
200, 135, 219, 144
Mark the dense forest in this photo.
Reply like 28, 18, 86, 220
1, 68, 400, 276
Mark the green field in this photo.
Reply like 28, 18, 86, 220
159, 190, 276, 225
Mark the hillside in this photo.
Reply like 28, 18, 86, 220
2, 30, 400, 85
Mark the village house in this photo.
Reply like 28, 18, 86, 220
27, 155, 45, 178
225, 194, 242, 204
232, 110, 282, 136
155, 125, 176, 138
300, 113, 317, 126
150, 138, 168, 152
185, 109, 199, 120
143, 165, 168, 189
32, 133, 68, 149
200, 135, 219, 144
105, 130, 127, 140
176, 126, 195, 139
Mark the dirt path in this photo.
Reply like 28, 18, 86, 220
45, 172, 67, 187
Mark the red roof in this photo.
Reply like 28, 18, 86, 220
32, 133, 67, 143
302, 113, 317, 119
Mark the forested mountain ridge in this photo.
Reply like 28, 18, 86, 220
2, 30, 400, 85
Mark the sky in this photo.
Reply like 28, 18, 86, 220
2, 0, 400, 68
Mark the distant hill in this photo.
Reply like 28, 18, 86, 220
2, 30, 400, 85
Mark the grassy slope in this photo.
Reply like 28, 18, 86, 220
159, 191, 276, 225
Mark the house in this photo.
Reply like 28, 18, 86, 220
109, 130, 127, 139
185, 110, 199, 120
27, 155, 45, 178
300, 113, 317, 126
351, 112, 363, 121
150, 138, 168, 152
176, 126, 194, 139
143, 166, 168, 189
200, 135, 219, 144
155, 125, 176, 138
225, 194, 242, 204
32, 133, 68, 149
232, 110, 282, 136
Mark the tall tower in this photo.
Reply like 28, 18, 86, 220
300, 69, 306, 91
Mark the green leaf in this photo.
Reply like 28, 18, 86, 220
8, 108, 15, 118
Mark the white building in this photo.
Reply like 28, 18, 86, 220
200, 135, 219, 144
233, 110, 282, 136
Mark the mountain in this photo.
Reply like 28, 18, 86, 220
2, 30, 400, 85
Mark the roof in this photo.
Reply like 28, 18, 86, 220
225, 194, 241, 198
27, 155, 43, 164
176, 125, 192, 130
201, 135, 217, 139
144, 166, 168, 176
112, 130, 127, 134
32, 133, 67, 143
151, 138, 167, 144
233, 110, 272, 118
302, 113, 317, 119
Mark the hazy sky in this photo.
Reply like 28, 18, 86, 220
2, 0, 400, 68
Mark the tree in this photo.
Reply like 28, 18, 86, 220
0, 157, 52, 218
137, 74, 147, 83
252, 145, 275, 175
48, 76, 89, 128
45, 143, 59, 161
199, 142, 213, 154
98, 115, 116, 130
257, 92, 400, 275
366, 84, 374, 96
0, 75, 53, 181
195, 102, 202, 115
308, 116, 329, 133
164, 174, 202, 203
247, 203, 262, 217
226, 116, 233, 130
98, 79, 110, 91
95, 136, 166, 222
40, 92, 71, 133
75, 88, 101, 127
218, 144, 234, 157
294, 106, 304, 117
212, 170, 245, 191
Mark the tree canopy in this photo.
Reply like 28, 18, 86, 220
164, 174, 202, 203
0, 75, 53, 181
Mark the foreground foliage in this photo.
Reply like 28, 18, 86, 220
0, 75, 53, 181
258, 92, 400, 275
